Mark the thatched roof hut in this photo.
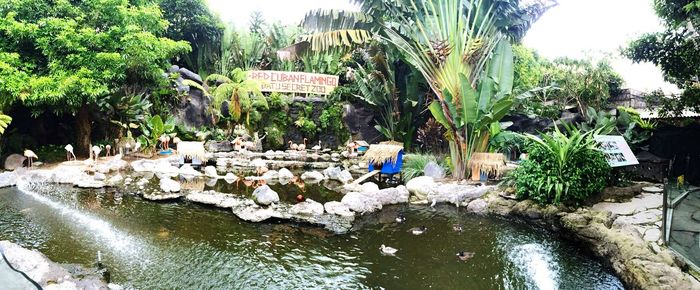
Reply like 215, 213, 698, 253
468, 152, 506, 180
363, 143, 404, 166
177, 141, 208, 162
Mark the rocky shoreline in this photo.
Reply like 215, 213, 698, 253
1, 156, 699, 289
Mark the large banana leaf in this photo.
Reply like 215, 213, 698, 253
0, 113, 11, 135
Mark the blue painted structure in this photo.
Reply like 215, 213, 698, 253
368, 150, 404, 175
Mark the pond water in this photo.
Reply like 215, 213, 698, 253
0, 181, 624, 289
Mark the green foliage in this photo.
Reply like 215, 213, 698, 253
264, 126, 285, 149
577, 106, 654, 151
514, 126, 611, 204
319, 103, 349, 142
159, 0, 224, 75
624, 0, 700, 115
512, 44, 543, 94
97, 93, 152, 133
0, 113, 10, 135
402, 154, 449, 182
207, 68, 263, 123
294, 117, 318, 137
138, 115, 176, 151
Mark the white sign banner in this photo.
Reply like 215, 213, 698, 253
247, 70, 339, 95
595, 135, 639, 167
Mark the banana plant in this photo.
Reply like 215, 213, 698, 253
138, 115, 176, 152
0, 113, 11, 135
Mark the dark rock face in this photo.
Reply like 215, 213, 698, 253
342, 102, 382, 144
649, 123, 700, 185
205, 140, 233, 152
169, 65, 213, 128
501, 114, 553, 134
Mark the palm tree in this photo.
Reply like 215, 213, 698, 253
0, 113, 10, 135
383, 0, 514, 179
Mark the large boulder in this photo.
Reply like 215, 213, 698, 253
324, 201, 354, 217
323, 167, 353, 183
290, 199, 325, 216
0, 171, 17, 188
341, 192, 382, 213
4, 153, 26, 170
301, 171, 325, 181
205, 140, 233, 152
204, 166, 219, 178
160, 178, 181, 193
252, 185, 279, 206
427, 184, 491, 205
278, 168, 294, 180
374, 186, 410, 205
405, 176, 436, 200
178, 67, 203, 84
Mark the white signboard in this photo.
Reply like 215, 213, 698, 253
247, 70, 339, 95
595, 135, 639, 167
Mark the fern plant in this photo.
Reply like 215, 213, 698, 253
0, 113, 11, 135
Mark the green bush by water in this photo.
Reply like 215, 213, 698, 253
513, 126, 610, 205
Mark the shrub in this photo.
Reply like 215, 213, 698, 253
513, 126, 610, 205
402, 154, 450, 182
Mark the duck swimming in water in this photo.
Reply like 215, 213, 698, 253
409, 226, 427, 235
456, 251, 475, 261
380, 244, 398, 255
395, 214, 406, 223
452, 224, 463, 232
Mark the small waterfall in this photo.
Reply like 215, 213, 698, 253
15, 178, 140, 254
508, 243, 559, 290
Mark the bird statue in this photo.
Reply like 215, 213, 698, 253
159, 135, 168, 150
456, 251, 475, 261
105, 144, 112, 157
91, 145, 102, 161
395, 214, 406, 223
312, 141, 322, 153
288, 141, 298, 151
409, 226, 427, 235
380, 244, 398, 255
23, 149, 38, 168
64, 144, 76, 161
297, 138, 307, 151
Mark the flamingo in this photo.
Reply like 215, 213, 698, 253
159, 135, 168, 150
311, 141, 321, 153
133, 141, 141, 152
105, 144, 111, 157
91, 145, 102, 161
124, 143, 132, 155
297, 138, 307, 151
288, 141, 298, 151
64, 144, 76, 161
24, 149, 37, 168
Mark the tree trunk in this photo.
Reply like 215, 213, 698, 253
76, 104, 92, 157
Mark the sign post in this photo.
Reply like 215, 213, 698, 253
594, 135, 639, 167
247, 70, 339, 95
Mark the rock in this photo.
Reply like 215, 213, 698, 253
644, 228, 662, 242
186, 191, 245, 208
0, 241, 108, 289
323, 167, 353, 183
301, 171, 326, 181
278, 168, 294, 180
96, 157, 128, 173
423, 161, 445, 179
75, 178, 105, 188
264, 150, 276, 159
178, 67, 203, 84
467, 199, 488, 214
107, 174, 123, 185
224, 173, 238, 183
428, 184, 491, 205
49, 166, 87, 184
159, 178, 181, 193
613, 209, 662, 226
178, 164, 202, 178
290, 199, 325, 216
361, 182, 379, 193
262, 170, 279, 181
405, 176, 436, 200
94, 172, 106, 181
144, 193, 182, 201
0, 171, 17, 188
324, 201, 354, 217
204, 166, 218, 178
4, 153, 26, 170
642, 186, 663, 193
373, 186, 410, 205
234, 206, 276, 222
205, 140, 233, 152
341, 192, 382, 213
252, 185, 279, 206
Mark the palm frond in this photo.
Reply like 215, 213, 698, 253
0, 113, 11, 135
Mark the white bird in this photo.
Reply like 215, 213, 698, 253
133, 142, 141, 152
288, 141, 298, 151
380, 244, 398, 255
311, 141, 321, 153
409, 226, 428, 235
251, 159, 268, 175
172, 137, 181, 144
23, 149, 37, 168
105, 144, 111, 157
297, 138, 307, 151
91, 145, 102, 161
64, 144, 75, 161
244, 141, 255, 151
430, 199, 437, 207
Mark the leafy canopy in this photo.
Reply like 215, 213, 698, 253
0, 0, 191, 113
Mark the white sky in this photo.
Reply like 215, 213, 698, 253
206, 0, 678, 93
